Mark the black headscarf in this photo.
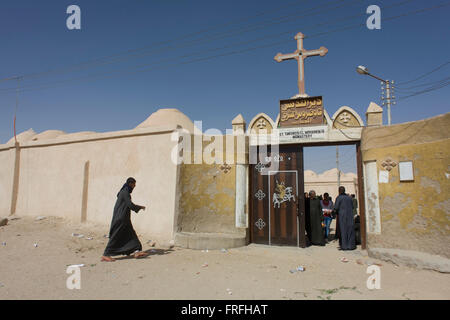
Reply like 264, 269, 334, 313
117, 177, 136, 197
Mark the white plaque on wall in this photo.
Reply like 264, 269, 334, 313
399, 161, 414, 181
379, 170, 389, 183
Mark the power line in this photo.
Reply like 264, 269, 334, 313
0, 0, 414, 91
0, 0, 352, 83
0, 0, 373, 92
0, 1, 445, 95
396, 61, 450, 86
395, 76, 450, 91
396, 79, 450, 101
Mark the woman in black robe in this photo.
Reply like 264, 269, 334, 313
101, 177, 147, 262
308, 190, 325, 246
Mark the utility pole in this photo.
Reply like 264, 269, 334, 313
14, 77, 21, 143
356, 66, 395, 125
381, 80, 396, 125
336, 146, 340, 187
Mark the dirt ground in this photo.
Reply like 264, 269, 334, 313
0, 216, 449, 300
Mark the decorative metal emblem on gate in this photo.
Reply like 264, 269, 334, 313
265, 154, 284, 163
255, 218, 266, 230
255, 189, 266, 200
274, 154, 284, 162
255, 162, 267, 173
272, 180, 296, 208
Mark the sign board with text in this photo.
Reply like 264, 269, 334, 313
279, 96, 324, 127
277, 126, 328, 143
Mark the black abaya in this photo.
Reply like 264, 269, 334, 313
309, 197, 325, 246
334, 193, 356, 250
103, 188, 143, 256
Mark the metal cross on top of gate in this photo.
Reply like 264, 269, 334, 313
274, 32, 328, 96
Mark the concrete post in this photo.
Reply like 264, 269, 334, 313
366, 102, 383, 126
232, 114, 248, 228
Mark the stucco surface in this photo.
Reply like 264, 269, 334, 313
178, 163, 242, 234
0, 148, 15, 216
362, 112, 450, 151
0, 128, 180, 245
362, 114, 450, 258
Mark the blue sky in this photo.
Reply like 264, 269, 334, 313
1, 0, 449, 173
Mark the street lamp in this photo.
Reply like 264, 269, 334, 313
356, 65, 395, 125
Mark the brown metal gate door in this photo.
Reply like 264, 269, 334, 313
250, 145, 305, 247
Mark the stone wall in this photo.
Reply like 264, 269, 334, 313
361, 113, 450, 258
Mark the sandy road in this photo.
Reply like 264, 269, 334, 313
0, 216, 449, 300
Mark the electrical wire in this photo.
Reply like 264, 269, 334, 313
0, 1, 445, 95
396, 61, 450, 86
396, 79, 450, 101
0, 0, 354, 83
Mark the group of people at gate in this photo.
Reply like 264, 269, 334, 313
304, 187, 360, 250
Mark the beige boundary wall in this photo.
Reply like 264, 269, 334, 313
361, 113, 450, 258
0, 125, 181, 245
0, 147, 16, 216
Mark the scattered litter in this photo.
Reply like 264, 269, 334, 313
201, 249, 209, 253
221, 248, 228, 253
0, 282, 4, 288
71, 233, 84, 238
289, 266, 305, 273
226, 288, 232, 295
9, 216, 20, 221
69, 264, 85, 268
35, 216, 46, 221
0, 218, 8, 226
367, 261, 382, 267
280, 289, 286, 292
1, 242, 6, 246
85, 237, 93, 240
33, 243, 38, 247
150, 249, 157, 253
103, 234, 109, 238
340, 257, 349, 263
201, 263, 208, 267
146, 240, 156, 247
196, 272, 200, 275
356, 259, 364, 265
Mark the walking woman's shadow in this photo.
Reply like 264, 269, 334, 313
114, 248, 174, 261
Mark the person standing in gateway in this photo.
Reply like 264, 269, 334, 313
101, 177, 148, 262
333, 186, 356, 250
307, 190, 325, 246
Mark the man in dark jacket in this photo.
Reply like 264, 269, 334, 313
101, 177, 147, 262
333, 186, 356, 250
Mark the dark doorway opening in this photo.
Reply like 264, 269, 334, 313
249, 141, 366, 249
